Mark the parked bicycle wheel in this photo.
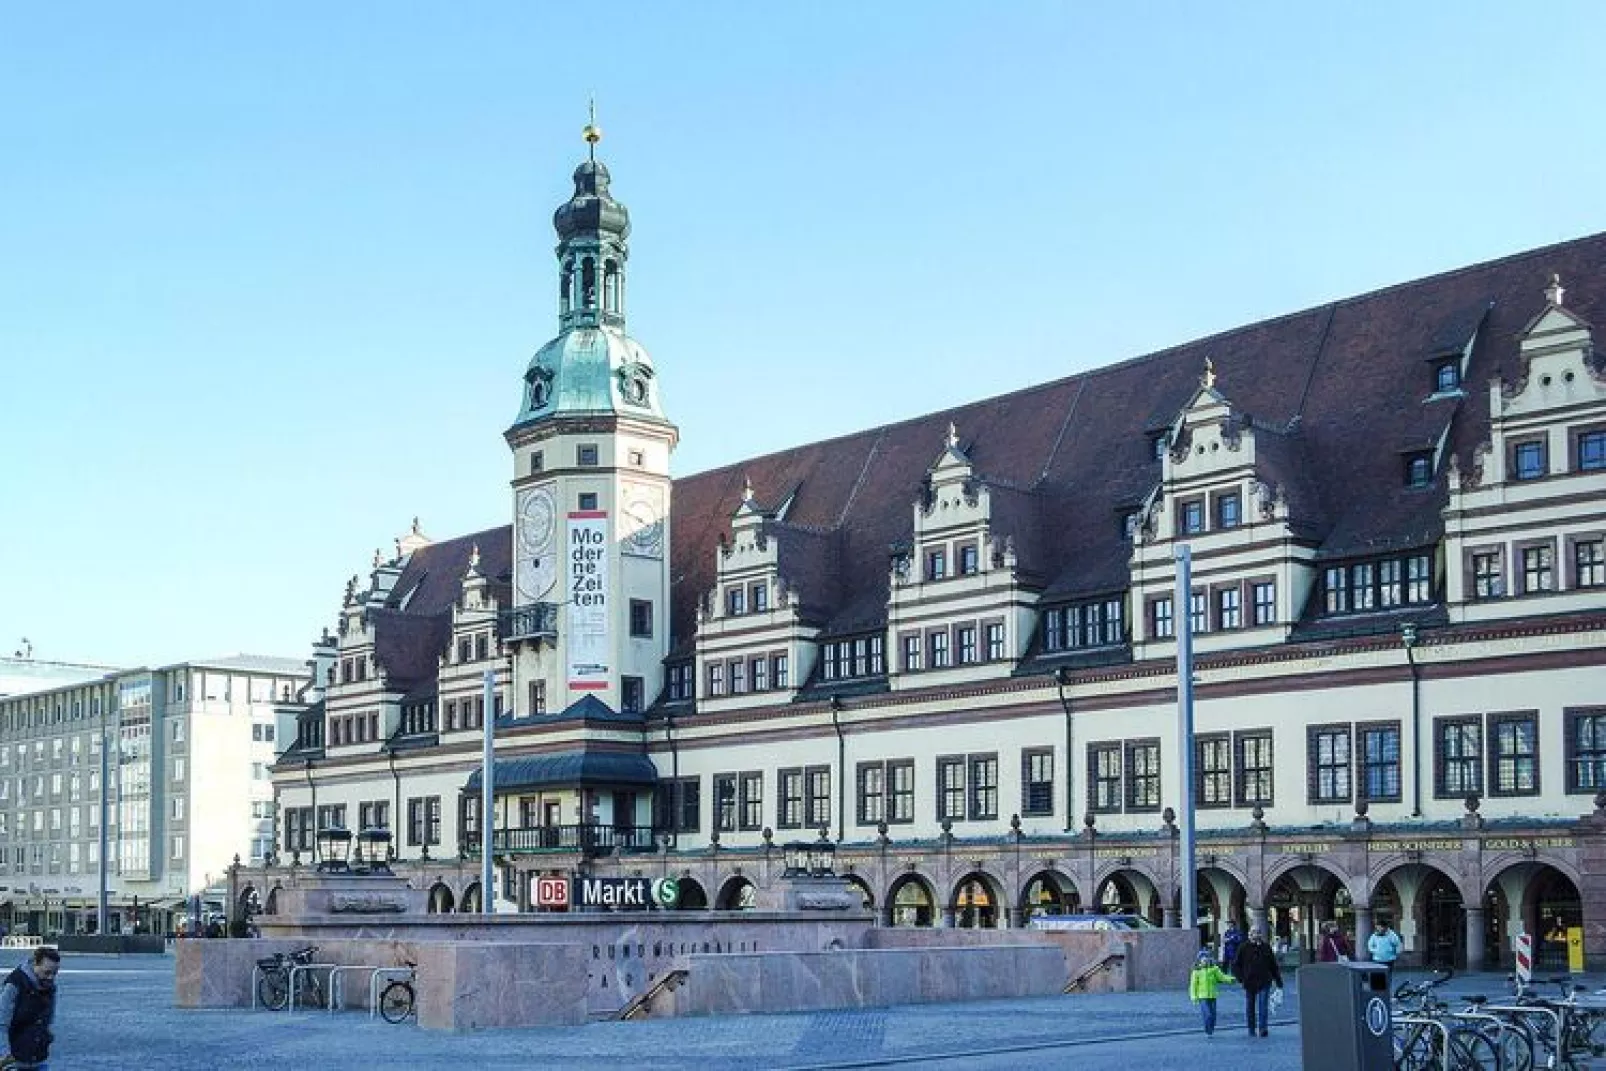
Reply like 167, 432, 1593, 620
1447, 1029, 1498, 1071
379, 980, 414, 1024
295, 974, 327, 1010
1484, 1020, 1535, 1071
258, 970, 289, 1011
1395, 1024, 1437, 1071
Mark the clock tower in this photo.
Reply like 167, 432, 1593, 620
503, 116, 678, 718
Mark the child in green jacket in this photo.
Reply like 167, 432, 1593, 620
1189, 949, 1237, 1036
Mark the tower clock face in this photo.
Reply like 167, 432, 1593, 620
516, 486, 558, 601
622, 489, 664, 560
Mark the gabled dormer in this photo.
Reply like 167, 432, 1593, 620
887, 423, 1034, 690
693, 478, 814, 711
1129, 362, 1322, 659
1445, 275, 1606, 622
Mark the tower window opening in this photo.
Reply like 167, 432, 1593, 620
604, 260, 619, 312
560, 268, 572, 315
581, 258, 597, 308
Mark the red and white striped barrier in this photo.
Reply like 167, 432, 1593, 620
1515, 932, 1533, 984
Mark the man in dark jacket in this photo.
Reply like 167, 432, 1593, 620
1231, 926, 1283, 1037
0, 946, 59, 1069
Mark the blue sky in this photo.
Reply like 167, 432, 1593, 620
3, 2, 1605, 668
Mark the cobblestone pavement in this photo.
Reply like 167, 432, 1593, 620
31, 953, 1605, 1070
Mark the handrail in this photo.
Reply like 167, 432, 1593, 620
1063, 951, 1125, 994
618, 968, 690, 1021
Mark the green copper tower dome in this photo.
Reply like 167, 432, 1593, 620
511, 119, 668, 429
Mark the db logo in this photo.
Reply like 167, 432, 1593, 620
535, 876, 570, 909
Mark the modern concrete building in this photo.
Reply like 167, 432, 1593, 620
271, 129, 1606, 970
0, 655, 309, 935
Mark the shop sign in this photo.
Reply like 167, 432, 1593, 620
1367, 839, 1463, 853
1093, 847, 1159, 860
1484, 837, 1574, 851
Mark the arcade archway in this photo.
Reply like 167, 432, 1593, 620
1019, 870, 1080, 920
675, 877, 709, 909
952, 872, 1003, 929
1484, 863, 1582, 971
1266, 862, 1350, 958
888, 874, 936, 928
715, 876, 756, 911
1374, 863, 1464, 970
426, 882, 455, 913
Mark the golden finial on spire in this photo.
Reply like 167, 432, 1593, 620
1545, 273, 1565, 307
582, 97, 602, 162
946, 421, 960, 449
1202, 357, 1217, 389
742, 475, 755, 503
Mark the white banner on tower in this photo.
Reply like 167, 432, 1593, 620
567, 510, 610, 691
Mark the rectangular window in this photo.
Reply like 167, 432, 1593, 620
1436, 717, 1482, 798
1309, 725, 1352, 803
653, 777, 700, 834
926, 548, 947, 581
1378, 559, 1403, 607
1189, 592, 1208, 635
1126, 740, 1161, 811
967, 754, 998, 820
887, 759, 915, 823
804, 766, 831, 829
529, 451, 544, 474
857, 762, 885, 825
1566, 708, 1606, 794
957, 625, 978, 665
772, 653, 789, 689
1235, 730, 1274, 807
726, 587, 745, 616
1217, 587, 1241, 630
728, 659, 746, 695
1044, 609, 1063, 652
985, 622, 1005, 661
577, 443, 599, 467
1407, 554, 1432, 603
1471, 551, 1504, 599
751, 582, 769, 612
1180, 500, 1204, 535
1085, 745, 1124, 812
713, 774, 737, 833
577, 492, 599, 512
620, 676, 644, 714
1512, 439, 1547, 480
1491, 712, 1539, 797
1150, 598, 1174, 639
528, 680, 548, 715
1522, 545, 1555, 593
1578, 429, 1606, 472
1252, 582, 1276, 625
929, 630, 950, 669
1405, 453, 1433, 488
937, 756, 966, 822
1434, 360, 1460, 393
475, 633, 489, 661
751, 657, 768, 692
739, 772, 763, 831
1216, 492, 1241, 529
1351, 563, 1376, 611
1324, 567, 1348, 613
1575, 540, 1605, 588
705, 662, 724, 697
629, 599, 653, 638
1359, 723, 1402, 802
778, 768, 804, 829
1021, 748, 1054, 817
1196, 734, 1231, 808
958, 544, 979, 576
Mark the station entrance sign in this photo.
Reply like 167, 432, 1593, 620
534, 875, 681, 911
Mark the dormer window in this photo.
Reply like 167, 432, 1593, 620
1179, 500, 1205, 535
1215, 492, 1241, 529
726, 587, 745, 616
925, 548, 947, 581
751, 582, 769, 612
957, 544, 979, 576
1512, 439, 1547, 481
1151, 433, 1169, 460
1433, 360, 1461, 393
1405, 452, 1433, 488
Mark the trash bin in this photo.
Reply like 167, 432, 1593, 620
1298, 961, 1393, 1070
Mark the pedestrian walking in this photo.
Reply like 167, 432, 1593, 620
1231, 925, 1283, 1037
1318, 921, 1352, 963
1367, 919, 1402, 979
0, 946, 59, 1070
1189, 949, 1236, 1037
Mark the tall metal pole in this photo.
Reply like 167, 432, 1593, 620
97, 721, 110, 935
1174, 545, 1197, 934
480, 669, 495, 915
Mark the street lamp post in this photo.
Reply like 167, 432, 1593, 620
480, 669, 495, 915
96, 719, 109, 936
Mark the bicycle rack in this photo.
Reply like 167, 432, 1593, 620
286, 962, 338, 1014
1483, 1003, 1561, 1070
326, 965, 383, 1015
369, 967, 416, 1021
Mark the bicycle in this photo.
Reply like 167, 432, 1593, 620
379, 961, 417, 1024
255, 945, 324, 1011
1392, 972, 1499, 1071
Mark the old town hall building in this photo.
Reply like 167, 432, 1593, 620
269, 129, 1606, 971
